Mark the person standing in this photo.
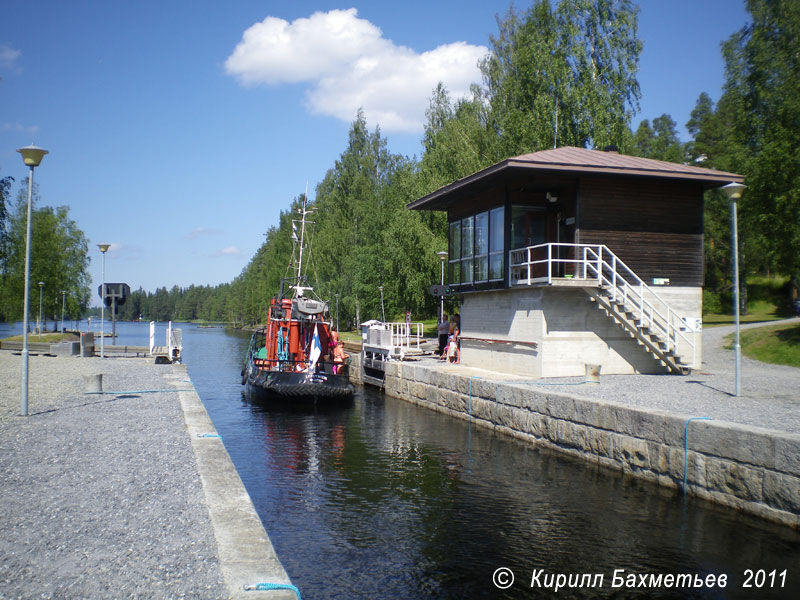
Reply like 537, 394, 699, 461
437, 314, 450, 357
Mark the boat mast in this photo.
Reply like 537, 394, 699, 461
292, 184, 314, 296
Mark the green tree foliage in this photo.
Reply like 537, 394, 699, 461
419, 84, 497, 192
480, 0, 642, 155
687, 0, 800, 306
0, 174, 13, 273
631, 114, 685, 162
724, 0, 800, 292
0, 181, 91, 325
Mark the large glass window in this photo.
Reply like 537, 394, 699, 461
461, 217, 474, 257
461, 216, 475, 284
474, 212, 489, 282
448, 206, 505, 286
489, 206, 504, 280
511, 206, 546, 249
449, 221, 461, 283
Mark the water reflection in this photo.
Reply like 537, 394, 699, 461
221, 385, 798, 599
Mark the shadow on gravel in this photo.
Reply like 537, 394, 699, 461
27, 394, 139, 418
686, 379, 733, 396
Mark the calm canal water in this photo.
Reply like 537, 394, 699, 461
3, 321, 799, 598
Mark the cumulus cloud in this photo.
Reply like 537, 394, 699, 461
0, 44, 21, 70
225, 8, 487, 133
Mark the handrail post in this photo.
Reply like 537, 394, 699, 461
547, 244, 552, 283
597, 246, 603, 285
526, 247, 531, 284
639, 282, 644, 325
610, 254, 617, 302
582, 246, 587, 279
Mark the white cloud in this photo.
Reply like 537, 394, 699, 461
0, 44, 21, 70
225, 8, 487, 133
3, 123, 40, 136
212, 246, 241, 257
185, 226, 221, 239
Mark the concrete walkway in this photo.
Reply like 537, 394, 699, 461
0, 352, 295, 600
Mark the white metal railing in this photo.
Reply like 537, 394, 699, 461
363, 321, 424, 359
509, 243, 696, 367
168, 321, 182, 362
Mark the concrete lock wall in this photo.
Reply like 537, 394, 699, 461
383, 361, 800, 528
459, 286, 703, 377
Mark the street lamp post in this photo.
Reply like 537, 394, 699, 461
37, 281, 44, 337
722, 182, 747, 397
378, 286, 385, 323
335, 293, 339, 332
437, 251, 448, 322
98, 243, 111, 359
16, 144, 48, 417
61, 290, 66, 333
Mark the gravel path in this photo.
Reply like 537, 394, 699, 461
0, 353, 228, 599
438, 318, 800, 435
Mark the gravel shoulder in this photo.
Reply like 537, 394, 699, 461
0, 353, 228, 599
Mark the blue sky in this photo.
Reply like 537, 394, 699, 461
1, 1, 750, 304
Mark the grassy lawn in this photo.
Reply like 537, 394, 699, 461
703, 300, 790, 327
724, 321, 800, 368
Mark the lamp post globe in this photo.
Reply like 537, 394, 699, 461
16, 145, 48, 417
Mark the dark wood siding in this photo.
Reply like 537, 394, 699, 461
448, 187, 505, 221
576, 176, 704, 286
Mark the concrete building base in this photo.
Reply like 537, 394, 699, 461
459, 286, 702, 377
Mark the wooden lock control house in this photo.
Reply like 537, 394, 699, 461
408, 146, 744, 378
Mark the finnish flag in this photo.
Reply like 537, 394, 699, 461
308, 324, 322, 372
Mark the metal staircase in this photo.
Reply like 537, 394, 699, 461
509, 243, 697, 374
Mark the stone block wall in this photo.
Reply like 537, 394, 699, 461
384, 361, 800, 528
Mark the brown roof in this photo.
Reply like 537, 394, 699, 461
407, 146, 745, 210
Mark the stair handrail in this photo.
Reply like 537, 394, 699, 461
582, 245, 695, 365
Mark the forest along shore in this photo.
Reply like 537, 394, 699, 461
0, 352, 295, 600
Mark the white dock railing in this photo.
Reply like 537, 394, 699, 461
509, 243, 696, 368
362, 321, 425, 359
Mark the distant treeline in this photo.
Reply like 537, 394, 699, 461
101, 284, 235, 324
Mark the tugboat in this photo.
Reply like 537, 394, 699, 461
241, 195, 355, 402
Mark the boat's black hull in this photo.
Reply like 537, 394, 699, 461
245, 368, 355, 402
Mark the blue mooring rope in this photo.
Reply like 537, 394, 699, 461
243, 582, 302, 599
84, 389, 194, 395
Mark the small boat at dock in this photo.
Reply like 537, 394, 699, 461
241, 196, 354, 403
